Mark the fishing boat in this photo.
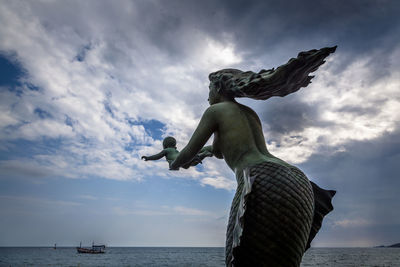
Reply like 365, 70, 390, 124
76, 242, 106, 254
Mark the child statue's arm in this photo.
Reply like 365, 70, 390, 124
141, 150, 167, 161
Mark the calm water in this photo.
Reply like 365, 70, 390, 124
1, 247, 400, 266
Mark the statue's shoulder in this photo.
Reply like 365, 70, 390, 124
209, 101, 238, 110
204, 102, 235, 117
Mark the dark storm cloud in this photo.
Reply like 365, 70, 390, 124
259, 94, 327, 137
128, 0, 400, 62
303, 128, 400, 182
28, 0, 400, 71
225, 0, 400, 54
299, 129, 400, 227
299, 129, 400, 245
126, 0, 399, 143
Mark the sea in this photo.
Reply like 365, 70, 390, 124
1, 247, 400, 266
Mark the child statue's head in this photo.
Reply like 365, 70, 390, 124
162, 136, 177, 149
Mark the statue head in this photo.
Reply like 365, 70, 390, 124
162, 136, 177, 149
208, 69, 240, 105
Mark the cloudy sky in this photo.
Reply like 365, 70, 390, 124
0, 0, 399, 247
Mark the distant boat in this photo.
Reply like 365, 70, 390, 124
374, 243, 400, 248
54, 243, 56, 250
76, 242, 105, 254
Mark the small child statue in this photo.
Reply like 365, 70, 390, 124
141, 136, 213, 169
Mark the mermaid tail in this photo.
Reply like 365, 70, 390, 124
225, 161, 334, 267
306, 181, 336, 250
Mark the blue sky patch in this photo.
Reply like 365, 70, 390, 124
26, 83, 40, 91
129, 118, 166, 140
75, 44, 92, 62
34, 108, 53, 119
64, 115, 75, 127
0, 54, 24, 87
104, 101, 115, 117
0, 138, 64, 162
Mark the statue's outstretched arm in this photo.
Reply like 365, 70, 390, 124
170, 107, 217, 170
141, 150, 166, 161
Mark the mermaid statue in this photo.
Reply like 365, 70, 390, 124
168, 46, 337, 266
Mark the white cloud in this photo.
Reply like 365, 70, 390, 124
195, 36, 242, 69
266, 51, 400, 164
0, 1, 244, 188
17, 120, 74, 140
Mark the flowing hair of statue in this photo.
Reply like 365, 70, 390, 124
208, 46, 336, 100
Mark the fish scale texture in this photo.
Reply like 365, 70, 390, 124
225, 161, 314, 267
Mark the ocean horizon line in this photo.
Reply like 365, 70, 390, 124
0, 246, 386, 248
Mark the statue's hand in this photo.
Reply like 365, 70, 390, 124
169, 165, 179, 171
190, 157, 202, 166
198, 151, 213, 159
169, 160, 179, 171
141, 156, 148, 161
